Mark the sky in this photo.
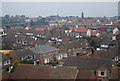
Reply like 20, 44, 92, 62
2, 2, 118, 17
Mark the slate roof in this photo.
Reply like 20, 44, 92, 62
62, 39, 88, 49
10, 49, 34, 58
62, 41, 82, 49
94, 50, 113, 59
10, 64, 78, 79
31, 44, 59, 54
109, 46, 119, 56
76, 70, 96, 79
2, 53, 10, 62
110, 68, 119, 79
64, 57, 112, 70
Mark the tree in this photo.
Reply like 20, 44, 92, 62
20, 59, 34, 64
11, 60, 20, 72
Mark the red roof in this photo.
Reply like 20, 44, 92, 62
34, 26, 47, 31
13, 27, 24, 29
2, 71, 10, 80
91, 22, 97, 25
77, 70, 96, 79
68, 26, 75, 30
98, 27, 104, 31
91, 32, 97, 36
10, 64, 78, 79
74, 27, 88, 32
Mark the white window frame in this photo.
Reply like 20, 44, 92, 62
98, 71, 107, 77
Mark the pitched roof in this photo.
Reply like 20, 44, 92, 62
76, 70, 96, 79
2, 54, 10, 62
64, 57, 112, 70
74, 27, 88, 32
67, 26, 75, 30
31, 44, 59, 54
62, 41, 82, 49
62, 39, 88, 49
34, 26, 47, 31
91, 32, 97, 36
109, 46, 119, 56
10, 49, 34, 58
10, 64, 78, 79
94, 50, 113, 59
13, 27, 24, 29
110, 68, 119, 79
2, 70, 10, 80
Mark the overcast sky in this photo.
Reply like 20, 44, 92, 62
2, 2, 118, 17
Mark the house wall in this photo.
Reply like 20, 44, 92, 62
59, 44, 84, 57
96, 66, 111, 79
59, 45, 68, 54
35, 50, 59, 64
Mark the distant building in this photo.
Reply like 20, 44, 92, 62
0, 27, 5, 37
81, 12, 84, 19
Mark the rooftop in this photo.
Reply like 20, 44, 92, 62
31, 44, 59, 54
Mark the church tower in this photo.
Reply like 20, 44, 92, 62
81, 12, 84, 19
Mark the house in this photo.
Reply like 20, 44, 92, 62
76, 70, 96, 80
64, 57, 112, 80
67, 26, 75, 30
59, 41, 82, 57
109, 46, 119, 62
66, 26, 91, 37
54, 53, 68, 61
64, 27, 72, 34
56, 19, 67, 23
0, 27, 5, 37
1, 53, 13, 72
93, 50, 113, 59
91, 32, 100, 37
9, 49, 38, 65
24, 26, 32, 30
100, 38, 111, 48
2, 70, 10, 80
49, 22, 63, 27
30, 44, 60, 64
93, 46, 119, 63
10, 64, 78, 80
108, 40, 118, 47
3, 27, 48, 49
74, 27, 89, 36
59, 39, 89, 57
110, 68, 119, 80
112, 28, 120, 40
98, 27, 105, 31
34, 26, 48, 31
12, 27, 24, 29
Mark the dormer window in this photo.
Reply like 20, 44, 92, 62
98, 71, 107, 77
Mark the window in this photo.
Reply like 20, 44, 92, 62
101, 72, 105, 75
98, 71, 106, 77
